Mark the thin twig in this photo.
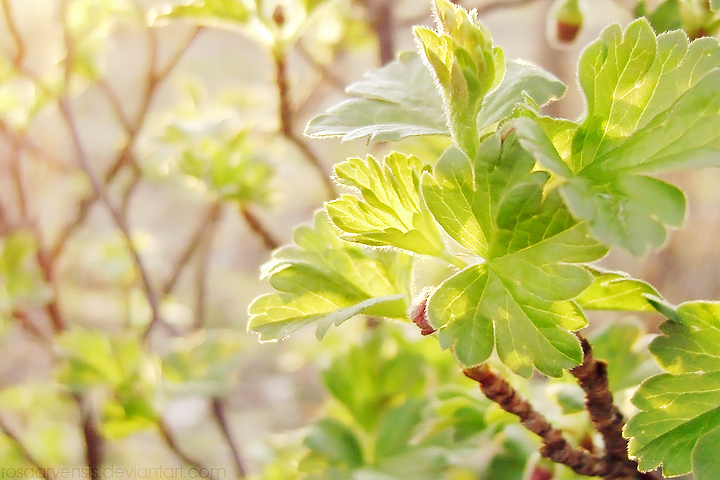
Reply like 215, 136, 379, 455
295, 40, 346, 91
192, 205, 222, 330
463, 363, 640, 479
240, 207, 279, 251
0, 415, 53, 480
210, 397, 248, 478
162, 202, 223, 297
0, 0, 25, 64
157, 419, 216, 479
475, 0, 539, 15
274, 50, 337, 198
58, 97, 164, 341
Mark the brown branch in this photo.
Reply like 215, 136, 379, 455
74, 394, 104, 475
192, 204, 222, 330
0, 414, 53, 479
295, 40, 346, 91
274, 50, 337, 199
240, 207, 279, 251
162, 202, 223, 297
0, 0, 25, 65
210, 397, 248, 478
58, 97, 164, 342
463, 363, 643, 479
157, 419, 216, 479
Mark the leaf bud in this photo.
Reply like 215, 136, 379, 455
548, 0, 584, 46
409, 287, 436, 335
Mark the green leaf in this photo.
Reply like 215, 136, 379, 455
322, 328, 427, 431
414, 0, 505, 154
327, 152, 454, 261
247, 212, 412, 341
375, 398, 427, 459
152, 0, 250, 27
545, 19, 720, 255
713, 0, 720, 11
574, 266, 660, 311
304, 418, 364, 469
305, 51, 448, 143
693, 426, 720, 480
640, 0, 683, 33
625, 302, 720, 477
476, 61, 566, 132
422, 133, 607, 377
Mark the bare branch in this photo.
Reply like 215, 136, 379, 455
0, 414, 53, 479
157, 419, 217, 479
210, 397, 248, 478
0, 0, 25, 64
240, 207, 279, 251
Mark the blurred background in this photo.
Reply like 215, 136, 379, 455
0, 0, 718, 478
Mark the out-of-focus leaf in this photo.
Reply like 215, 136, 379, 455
0, 232, 52, 312
375, 398, 427, 459
322, 329, 427, 431
152, 0, 250, 27
575, 267, 660, 311
625, 302, 720, 477
305, 51, 448, 143
248, 212, 412, 341
636, 0, 682, 33
162, 330, 246, 396
422, 133, 606, 377
304, 418, 364, 469
327, 153, 453, 260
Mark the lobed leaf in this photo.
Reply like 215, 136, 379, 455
517, 19, 720, 255
625, 302, 720, 477
575, 266, 660, 311
422, 133, 607, 377
327, 152, 450, 259
305, 52, 448, 143
247, 212, 412, 341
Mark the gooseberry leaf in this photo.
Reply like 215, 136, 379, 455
625, 301, 720, 477
421, 133, 607, 377
520, 19, 720, 255
326, 152, 451, 260
575, 266, 660, 311
305, 51, 448, 143
247, 211, 411, 341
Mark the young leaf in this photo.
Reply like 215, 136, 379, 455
574, 266, 660, 311
422, 133, 607, 377
305, 51, 448, 143
304, 418, 365, 469
519, 20, 720, 255
326, 152, 455, 262
625, 301, 720, 477
414, 0, 505, 154
247, 211, 411, 341
151, 0, 250, 27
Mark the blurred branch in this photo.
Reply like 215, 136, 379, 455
74, 394, 104, 475
157, 419, 217, 479
475, 0, 540, 15
210, 397, 248, 478
354, 0, 395, 64
274, 50, 337, 198
240, 207, 279, 251
296, 40, 347, 91
162, 202, 223, 297
193, 204, 222, 330
0, 415, 53, 480
0, 0, 25, 65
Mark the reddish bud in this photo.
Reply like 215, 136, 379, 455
409, 287, 436, 335
272, 5, 285, 27
548, 0, 584, 46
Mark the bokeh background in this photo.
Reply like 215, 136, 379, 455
0, 0, 717, 478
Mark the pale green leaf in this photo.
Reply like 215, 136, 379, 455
304, 418, 364, 468
422, 133, 607, 377
625, 301, 720, 477
554, 19, 720, 255
152, 0, 250, 27
327, 153, 450, 259
305, 51, 448, 143
575, 266, 660, 311
247, 212, 411, 341
713, 0, 720, 11
476, 61, 566, 132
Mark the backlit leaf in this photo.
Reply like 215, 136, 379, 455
422, 133, 607, 377
575, 266, 660, 311
247, 211, 411, 341
625, 302, 720, 477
